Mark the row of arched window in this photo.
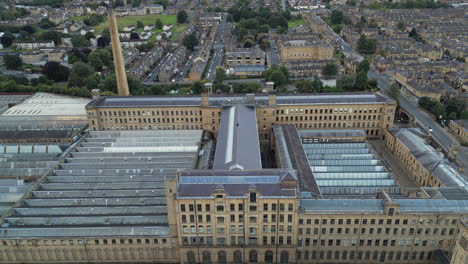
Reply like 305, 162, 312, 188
186, 250, 289, 264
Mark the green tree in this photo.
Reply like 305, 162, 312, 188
42, 61, 70, 81
357, 35, 377, 54
88, 48, 112, 71
354, 72, 368, 91
432, 102, 446, 120
460, 110, 468, 119
336, 75, 355, 91
357, 59, 370, 74
322, 62, 338, 77
68, 61, 94, 87
38, 30, 61, 45
39, 18, 56, 29
346, 0, 356, 6
177, 10, 188, 23
136, 21, 144, 29
418, 97, 435, 110
296, 79, 314, 93
3, 55, 22, 70
83, 14, 104, 26
84, 32, 95, 40
71, 36, 91, 47
330, 10, 344, 25
264, 65, 289, 88
182, 33, 199, 51
396, 21, 405, 31
215, 67, 226, 83
389, 82, 400, 104
155, 18, 163, 29
0, 32, 14, 48
312, 75, 323, 93
192, 81, 203, 94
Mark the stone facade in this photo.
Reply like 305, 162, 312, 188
279, 40, 333, 62
450, 120, 468, 144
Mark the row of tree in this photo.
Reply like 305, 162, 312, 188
419, 97, 468, 121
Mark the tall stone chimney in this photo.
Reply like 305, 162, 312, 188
108, 8, 130, 96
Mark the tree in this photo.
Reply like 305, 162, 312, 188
215, 67, 226, 83
232, 82, 260, 93
418, 97, 435, 110
39, 18, 56, 29
21, 25, 36, 34
357, 59, 370, 74
322, 62, 338, 77
432, 102, 446, 120
97, 37, 109, 48
136, 21, 144, 29
330, 10, 344, 25
336, 75, 355, 91
346, 0, 356, 6
264, 65, 289, 88
155, 18, 163, 30
71, 36, 91, 47
3, 55, 22, 70
182, 33, 199, 51
0, 32, 14, 48
68, 61, 94, 87
38, 30, 61, 45
42, 61, 69, 81
389, 82, 400, 103
258, 39, 270, 51
84, 32, 95, 40
83, 14, 104, 26
460, 110, 468, 119
357, 35, 377, 54
409, 28, 417, 38
396, 21, 405, 31
177, 10, 188, 23
354, 72, 368, 91
296, 79, 314, 93
312, 75, 323, 93
192, 81, 203, 94
88, 48, 112, 71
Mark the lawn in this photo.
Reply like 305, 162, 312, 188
92, 14, 177, 34
71, 15, 88, 23
288, 18, 304, 28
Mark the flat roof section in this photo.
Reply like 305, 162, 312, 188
2, 92, 90, 118
213, 104, 262, 170
88, 92, 393, 108
177, 169, 297, 198
0, 130, 203, 239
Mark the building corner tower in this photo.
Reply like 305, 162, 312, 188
108, 8, 130, 96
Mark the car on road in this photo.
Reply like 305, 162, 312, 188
427, 126, 433, 132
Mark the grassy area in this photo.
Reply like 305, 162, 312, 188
71, 15, 88, 23
288, 18, 304, 28
93, 14, 177, 33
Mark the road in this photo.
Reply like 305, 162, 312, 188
145, 53, 171, 82
206, 13, 227, 81
177, 52, 195, 81
267, 40, 281, 66
369, 70, 468, 175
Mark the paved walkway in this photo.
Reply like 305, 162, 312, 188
368, 140, 419, 188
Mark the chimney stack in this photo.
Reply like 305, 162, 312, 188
108, 8, 130, 96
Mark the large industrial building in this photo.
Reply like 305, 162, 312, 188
0, 93, 466, 263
